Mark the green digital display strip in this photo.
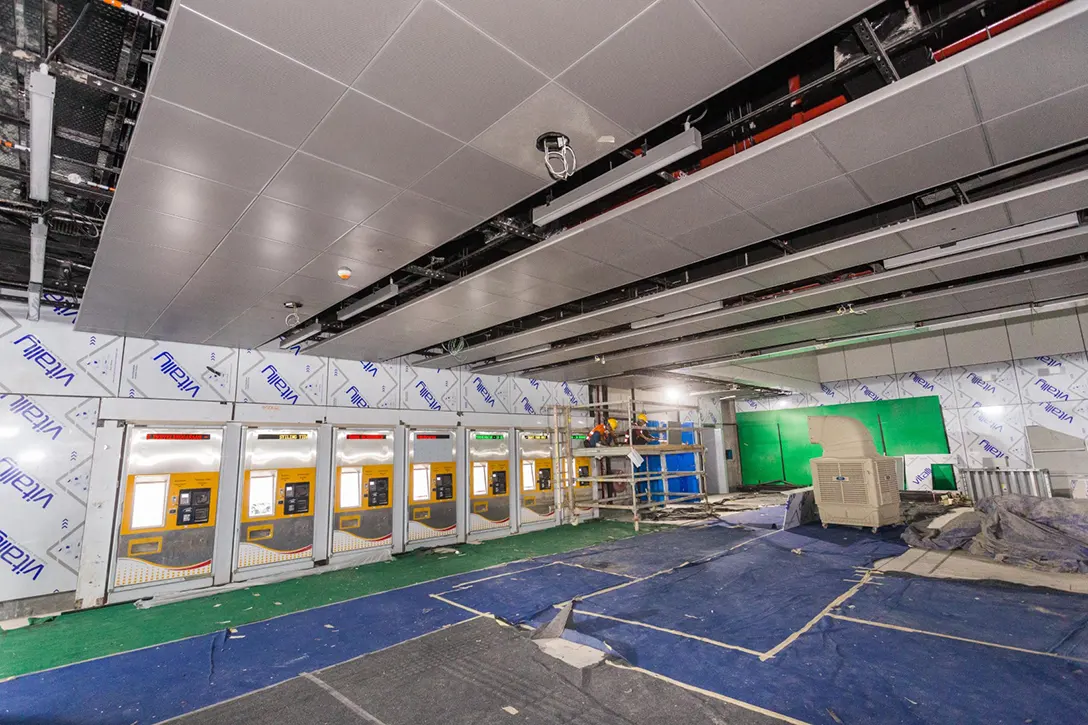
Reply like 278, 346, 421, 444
473, 433, 506, 440
572, 434, 587, 440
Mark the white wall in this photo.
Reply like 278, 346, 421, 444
0, 301, 588, 608
738, 309, 1088, 490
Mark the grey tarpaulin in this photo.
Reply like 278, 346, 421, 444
903, 495, 1088, 573
968, 495, 1088, 573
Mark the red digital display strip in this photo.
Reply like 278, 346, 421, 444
417, 434, 450, 440
347, 434, 387, 440
146, 433, 211, 441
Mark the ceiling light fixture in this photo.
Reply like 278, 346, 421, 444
280, 321, 322, 349
491, 344, 552, 364
531, 127, 702, 227
28, 66, 56, 202
883, 213, 1080, 269
629, 301, 724, 329
337, 282, 400, 322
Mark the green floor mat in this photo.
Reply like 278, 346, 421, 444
1, 521, 656, 680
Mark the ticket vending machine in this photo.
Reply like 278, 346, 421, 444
234, 427, 318, 580
109, 427, 225, 601
331, 429, 395, 562
518, 431, 557, 531
467, 430, 511, 540
407, 429, 458, 547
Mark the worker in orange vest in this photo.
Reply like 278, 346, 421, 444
586, 418, 617, 448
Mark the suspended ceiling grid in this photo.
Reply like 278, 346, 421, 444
537, 258, 1088, 383
323, 1, 1088, 363
73, 0, 882, 344
479, 224, 1088, 375
466, 169, 1088, 373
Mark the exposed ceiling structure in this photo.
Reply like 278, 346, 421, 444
3, 0, 1084, 393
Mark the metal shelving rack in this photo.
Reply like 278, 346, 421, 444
550, 399, 710, 531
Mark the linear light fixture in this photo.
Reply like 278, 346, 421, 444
629, 301, 724, 329
337, 282, 399, 322
531, 127, 702, 227
491, 344, 552, 364
280, 321, 322, 349
883, 213, 1080, 269
28, 66, 56, 202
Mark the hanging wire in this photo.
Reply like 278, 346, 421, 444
45, 2, 92, 63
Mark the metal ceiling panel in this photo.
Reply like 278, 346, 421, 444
429, 284, 512, 314
148, 8, 345, 146
701, 133, 845, 209
362, 191, 480, 247
301, 89, 463, 189
82, 262, 189, 301
671, 212, 774, 257
557, 0, 752, 133
788, 284, 866, 311
556, 219, 700, 277
294, 253, 395, 290
964, 3, 1088, 121
263, 153, 400, 223
984, 83, 1088, 165
741, 257, 832, 288
181, 0, 417, 83
897, 203, 1011, 250
184, 259, 290, 297
847, 126, 993, 204
1031, 265, 1088, 300
470, 82, 631, 180
931, 249, 1024, 282
499, 244, 627, 291
635, 292, 716, 315
234, 196, 355, 251
517, 280, 596, 307
128, 97, 294, 192
208, 231, 319, 274
205, 305, 299, 349
1006, 173, 1088, 224
256, 274, 361, 315
695, 0, 876, 69
92, 237, 206, 279
623, 181, 741, 239
326, 226, 434, 270
409, 146, 546, 217
812, 68, 979, 172
111, 158, 255, 228
103, 201, 231, 256
75, 290, 166, 335
748, 175, 870, 235
461, 267, 549, 297
854, 268, 941, 297
354, 1, 547, 142
814, 231, 911, 269
444, 0, 653, 77
1021, 229, 1088, 264
147, 308, 240, 344
952, 280, 1033, 309
685, 274, 765, 302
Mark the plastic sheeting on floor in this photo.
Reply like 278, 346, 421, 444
574, 525, 906, 653
438, 563, 628, 624
842, 574, 1088, 658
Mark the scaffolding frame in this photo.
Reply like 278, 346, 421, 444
550, 398, 710, 531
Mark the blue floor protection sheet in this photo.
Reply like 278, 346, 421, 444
544, 524, 760, 577
841, 574, 1088, 658
4, 521, 1088, 724
437, 562, 629, 624
573, 610, 1088, 724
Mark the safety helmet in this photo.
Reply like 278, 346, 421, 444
607, 418, 618, 429
636, 413, 648, 424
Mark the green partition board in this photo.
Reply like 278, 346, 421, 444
737, 396, 949, 487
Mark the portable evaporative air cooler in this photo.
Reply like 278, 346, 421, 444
808, 416, 902, 531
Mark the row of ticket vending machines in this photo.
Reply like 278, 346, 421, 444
106, 422, 596, 603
